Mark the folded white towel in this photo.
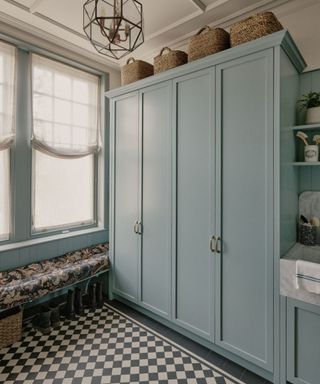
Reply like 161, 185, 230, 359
296, 259, 320, 294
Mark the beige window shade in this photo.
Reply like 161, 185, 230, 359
0, 41, 16, 151
0, 149, 10, 240
31, 54, 101, 158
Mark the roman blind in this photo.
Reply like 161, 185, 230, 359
0, 41, 16, 151
31, 54, 100, 158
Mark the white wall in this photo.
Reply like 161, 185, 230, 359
274, 0, 320, 72
0, 19, 121, 89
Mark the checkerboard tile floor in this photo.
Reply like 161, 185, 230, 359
0, 304, 245, 384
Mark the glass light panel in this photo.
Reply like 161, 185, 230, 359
54, 99, 72, 125
33, 151, 95, 232
73, 79, 90, 104
0, 42, 16, 146
0, 86, 3, 114
33, 94, 53, 121
32, 54, 100, 157
54, 73, 72, 99
73, 103, 90, 127
0, 149, 10, 240
33, 67, 53, 95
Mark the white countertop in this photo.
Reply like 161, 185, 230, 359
281, 243, 320, 306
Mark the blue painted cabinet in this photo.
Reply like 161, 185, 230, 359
107, 31, 306, 381
140, 83, 172, 318
215, 50, 274, 372
287, 299, 320, 384
110, 83, 172, 316
111, 93, 140, 303
173, 69, 216, 341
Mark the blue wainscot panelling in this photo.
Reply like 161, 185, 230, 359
0, 230, 108, 272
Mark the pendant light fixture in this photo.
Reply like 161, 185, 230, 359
83, 0, 144, 60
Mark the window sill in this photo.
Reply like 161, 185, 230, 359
0, 227, 108, 253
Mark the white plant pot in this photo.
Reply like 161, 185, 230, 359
306, 106, 320, 124
305, 145, 319, 162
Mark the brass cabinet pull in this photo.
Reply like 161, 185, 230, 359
137, 221, 143, 235
133, 220, 143, 235
216, 236, 222, 254
210, 235, 216, 252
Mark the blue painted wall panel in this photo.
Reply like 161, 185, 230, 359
0, 231, 108, 271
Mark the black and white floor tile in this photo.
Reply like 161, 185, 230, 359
0, 303, 263, 384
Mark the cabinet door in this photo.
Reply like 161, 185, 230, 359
287, 299, 320, 384
174, 69, 215, 341
111, 93, 140, 303
140, 82, 172, 318
215, 50, 274, 371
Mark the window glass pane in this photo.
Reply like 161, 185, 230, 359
54, 73, 71, 99
32, 54, 99, 156
0, 149, 10, 240
32, 66, 53, 95
33, 151, 94, 232
33, 94, 53, 121
73, 103, 90, 127
54, 99, 72, 124
0, 41, 16, 146
73, 79, 90, 104
0, 86, 3, 114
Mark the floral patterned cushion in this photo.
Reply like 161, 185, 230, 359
0, 243, 109, 310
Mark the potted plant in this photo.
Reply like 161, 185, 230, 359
298, 91, 320, 124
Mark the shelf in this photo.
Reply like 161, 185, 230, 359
293, 162, 320, 166
292, 124, 320, 131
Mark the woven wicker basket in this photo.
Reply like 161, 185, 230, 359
154, 47, 188, 74
188, 26, 230, 62
0, 308, 22, 349
121, 58, 154, 86
230, 12, 283, 47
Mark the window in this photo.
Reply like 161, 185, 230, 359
0, 149, 11, 240
0, 42, 16, 241
31, 54, 101, 233
0, 41, 106, 247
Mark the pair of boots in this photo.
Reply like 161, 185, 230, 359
65, 288, 84, 321
64, 282, 104, 319
88, 282, 104, 311
33, 302, 60, 334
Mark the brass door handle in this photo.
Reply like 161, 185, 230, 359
137, 221, 142, 235
133, 220, 139, 234
210, 235, 216, 252
216, 236, 222, 254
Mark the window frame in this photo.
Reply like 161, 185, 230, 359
0, 36, 109, 248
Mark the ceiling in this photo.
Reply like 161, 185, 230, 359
0, 0, 319, 70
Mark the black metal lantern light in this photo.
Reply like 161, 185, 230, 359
83, 0, 144, 60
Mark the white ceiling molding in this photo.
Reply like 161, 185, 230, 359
190, 0, 207, 12
206, 0, 231, 12
128, 0, 294, 65
0, 0, 318, 70
0, 10, 120, 70
145, 9, 203, 42
29, 0, 46, 14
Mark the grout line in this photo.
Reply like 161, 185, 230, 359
106, 302, 247, 384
